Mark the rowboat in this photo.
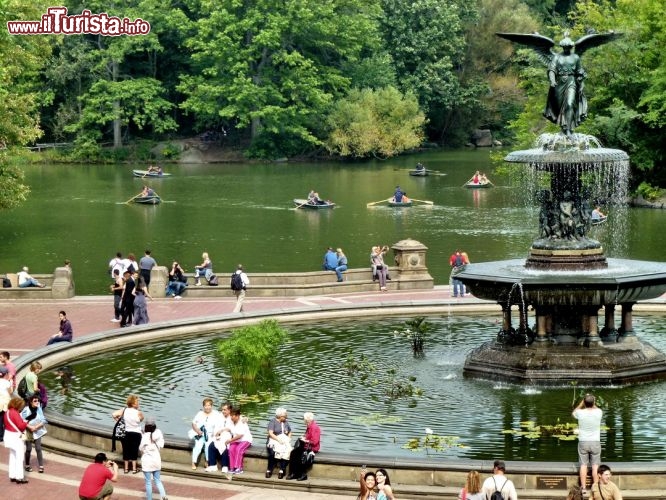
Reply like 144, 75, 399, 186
293, 198, 336, 209
388, 200, 413, 207
409, 169, 428, 177
132, 169, 172, 178
465, 181, 492, 189
133, 195, 161, 205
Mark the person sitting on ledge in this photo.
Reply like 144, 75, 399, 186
47, 310, 73, 345
17, 267, 45, 288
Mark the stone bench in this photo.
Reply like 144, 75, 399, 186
148, 267, 433, 298
0, 267, 75, 299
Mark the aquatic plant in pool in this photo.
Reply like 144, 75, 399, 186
41, 314, 666, 461
217, 319, 288, 380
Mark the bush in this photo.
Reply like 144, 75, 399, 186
636, 181, 664, 202
217, 320, 288, 380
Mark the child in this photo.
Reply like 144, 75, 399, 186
140, 417, 168, 500
21, 394, 47, 473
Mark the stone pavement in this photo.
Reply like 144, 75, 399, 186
0, 286, 472, 500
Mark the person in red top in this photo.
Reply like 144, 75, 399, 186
286, 411, 321, 481
78, 452, 118, 500
4, 396, 29, 483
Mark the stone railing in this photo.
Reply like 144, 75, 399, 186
0, 266, 75, 299
147, 239, 434, 297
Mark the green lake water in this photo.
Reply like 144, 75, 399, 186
2, 149, 666, 294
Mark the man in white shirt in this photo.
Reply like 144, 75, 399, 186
482, 460, 518, 500
572, 394, 603, 492
232, 264, 250, 313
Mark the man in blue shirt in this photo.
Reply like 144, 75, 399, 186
322, 248, 338, 271
393, 186, 404, 203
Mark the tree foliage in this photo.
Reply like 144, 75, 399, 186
0, 0, 53, 208
180, 0, 382, 158
326, 86, 425, 158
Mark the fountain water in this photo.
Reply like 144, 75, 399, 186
458, 33, 666, 385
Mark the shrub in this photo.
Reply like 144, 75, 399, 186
217, 320, 288, 380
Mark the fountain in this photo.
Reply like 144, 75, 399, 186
457, 31, 666, 385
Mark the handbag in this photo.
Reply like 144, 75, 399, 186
113, 409, 127, 440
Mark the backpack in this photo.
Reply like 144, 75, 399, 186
17, 376, 28, 399
230, 272, 244, 291
454, 254, 464, 267
208, 274, 219, 286
490, 478, 507, 500
2, 277, 11, 288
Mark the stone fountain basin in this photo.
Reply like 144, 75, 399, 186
457, 258, 666, 306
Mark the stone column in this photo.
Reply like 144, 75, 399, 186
390, 239, 434, 290
586, 309, 601, 346
535, 312, 548, 342
618, 303, 636, 342
51, 266, 75, 299
149, 266, 169, 298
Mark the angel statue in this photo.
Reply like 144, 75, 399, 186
497, 30, 622, 137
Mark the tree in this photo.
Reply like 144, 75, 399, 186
379, 0, 482, 144
0, 0, 53, 208
54, 1, 179, 151
180, 0, 382, 158
326, 86, 425, 158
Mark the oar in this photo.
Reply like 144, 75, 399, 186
124, 193, 142, 204
293, 200, 311, 210
426, 170, 447, 176
410, 198, 434, 205
462, 176, 475, 187
367, 198, 391, 207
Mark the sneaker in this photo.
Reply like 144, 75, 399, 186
204, 466, 217, 472
110, 318, 120, 322
174, 295, 182, 300
221, 466, 228, 473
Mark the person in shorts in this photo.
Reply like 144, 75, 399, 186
572, 394, 603, 492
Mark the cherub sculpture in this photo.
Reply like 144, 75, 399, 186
496, 30, 622, 137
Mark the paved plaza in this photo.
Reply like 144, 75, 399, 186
0, 286, 471, 499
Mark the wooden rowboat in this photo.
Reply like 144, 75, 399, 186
133, 195, 161, 205
465, 181, 492, 189
388, 200, 413, 207
293, 198, 336, 209
132, 169, 172, 178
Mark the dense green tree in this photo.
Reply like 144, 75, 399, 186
326, 86, 425, 158
379, 0, 482, 144
180, 0, 382, 158
463, 0, 539, 139
0, 0, 52, 208
45, 1, 180, 153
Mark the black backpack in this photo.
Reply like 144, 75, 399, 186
454, 254, 464, 267
17, 377, 28, 399
230, 272, 244, 291
208, 274, 219, 286
490, 478, 507, 500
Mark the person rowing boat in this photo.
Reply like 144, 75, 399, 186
141, 185, 156, 197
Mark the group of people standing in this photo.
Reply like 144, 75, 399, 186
109, 250, 155, 326
449, 249, 470, 298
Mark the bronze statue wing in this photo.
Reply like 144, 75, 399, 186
496, 32, 556, 65
574, 32, 623, 56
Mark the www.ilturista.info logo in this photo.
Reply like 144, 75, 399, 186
7, 7, 151, 36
